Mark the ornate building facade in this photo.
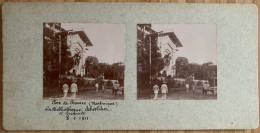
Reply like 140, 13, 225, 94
158, 32, 182, 77
67, 31, 93, 77
137, 24, 183, 77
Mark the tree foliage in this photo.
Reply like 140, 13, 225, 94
137, 24, 165, 91
85, 56, 124, 82
175, 57, 217, 86
43, 23, 74, 90
175, 57, 191, 78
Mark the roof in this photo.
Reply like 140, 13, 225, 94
68, 31, 93, 47
137, 24, 156, 34
159, 32, 183, 47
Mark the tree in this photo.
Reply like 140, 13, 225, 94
189, 63, 203, 80
84, 56, 125, 82
85, 56, 99, 78
175, 58, 217, 84
201, 62, 216, 81
175, 57, 192, 78
59, 32, 74, 75
201, 62, 217, 86
43, 23, 74, 92
43, 24, 59, 89
137, 24, 165, 92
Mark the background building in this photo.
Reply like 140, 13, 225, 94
67, 31, 93, 76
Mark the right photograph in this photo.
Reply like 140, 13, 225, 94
137, 24, 217, 100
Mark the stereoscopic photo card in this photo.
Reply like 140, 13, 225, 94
2, 2, 258, 130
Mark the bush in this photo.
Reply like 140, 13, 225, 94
152, 78, 159, 86
86, 81, 90, 87
196, 80, 203, 88
106, 80, 113, 87
166, 77, 175, 88
67, 79, 72, 86
174, 82, 179, 88
77, 77, 84, 86
185, 76, 193, 84
60, 77, 66, 85
95, 76, 103, 84
88, 81, 93, 87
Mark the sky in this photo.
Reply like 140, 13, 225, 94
152, 24, 217, 65
61, 23, 125, 64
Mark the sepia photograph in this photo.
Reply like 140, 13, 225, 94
137, 24, 217, 100
43, 23, 125, 100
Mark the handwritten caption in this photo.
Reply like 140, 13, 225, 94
44, 100, 118, 120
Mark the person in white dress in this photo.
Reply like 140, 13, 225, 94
95, 83, 99, 92
186, 83, 189, 92
161, 82, 168, 99
62, 82, 69, 99
153, 84, 159, 100
192, 82, 195, 93
70, 80, 78, 99
102, 82, 105, 93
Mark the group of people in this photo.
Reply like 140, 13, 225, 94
153, 82, 168, 100
152, 81, 211, 100
186, 81, 211, 95
62, 80, 121, 99
95, 81, 120, 97
62, 79, 210, 100
62, 80, 78, 99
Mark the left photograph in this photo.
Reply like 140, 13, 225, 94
43, 23, 125, 100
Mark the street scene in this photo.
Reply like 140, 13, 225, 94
137, 24, 217, 100
43, 23, 125, 100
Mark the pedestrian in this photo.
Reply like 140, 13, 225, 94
70, 80, 78, 99
192, 82, 195, 93
102, 82, 105, 93
202, 81, 209, 95
113, 82, 119, 97
186, 83, 189, 92
95, 83, 99, 92
62, 81, 69, 99
153, 84, 159, 100
161, 82, 168, 99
